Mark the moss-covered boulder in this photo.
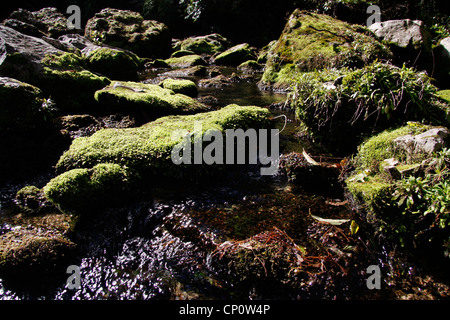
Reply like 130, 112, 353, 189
94, 81, 207, 117
43, 163, 133, 213
290, 62, 449, 153
159, 78, 198, 97
45, 105, 271, 213
85, 8, 171, 59
237, 60, 264, 74
260, 10, 392, 90
0, 77, 49, 131
40, 52, 111, 110
164, 54, 206, 68
85, 47, 143, 81
170, 50, 196, 58
172, 34, 229, 55
54, 104, 270, 173
346, 123, 450, 253
437, 90, 450, 104
214, 43, 256, 66
0, 228, 75, 277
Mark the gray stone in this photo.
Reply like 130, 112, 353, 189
393, 127, 449, 156
0, 25, 62, 81
5, 7, 76, 38
369, 19, 431, 50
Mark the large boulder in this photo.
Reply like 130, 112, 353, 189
4, 7, 77, 38
85, 8, 171, 59
0, 25, 110, 111
260, 10, 392, 91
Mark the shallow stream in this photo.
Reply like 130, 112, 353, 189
1, 66, 447, 300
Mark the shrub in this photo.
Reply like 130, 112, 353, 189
289, 62, 449, 153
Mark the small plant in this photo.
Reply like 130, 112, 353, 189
289, 62, 447, 152
36, 97, 57, 121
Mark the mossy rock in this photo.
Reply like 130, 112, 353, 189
237, 60, 264, 74
173, 34, 229, 55
43, 163, 133, 213
86, 47, 143, 81
214, 43, 257, 66
291, 62, 449, 153
159, 78, 198, 97
164, 54, 206, 68
260, 10, 392, 90
346, 124, 433, 212
94, 81, 207, 117
85, 8, 171, 58
0, 77, 47, 132
46, 105, 271, 213
40, 52, 111, 111
0, 228, 75, 276
54, 104, 271, 174
170, 50, 196, 58
15, 185, 46, 213
437, 90, 450, 104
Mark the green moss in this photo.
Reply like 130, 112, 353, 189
170, 50, 196, 58
437, 90, 450, 104
55, 104, 271, 174
43, 163, 132, 213
173, 34, 228, 55
165, 54, 206, 68
40, 52, 111, 110
94, 81, 206, 115
159, 78, 198, 97
261, 10, 392, 90
86, 48, 142, 81
346, 175, 393, 214
356, 125, 429, 173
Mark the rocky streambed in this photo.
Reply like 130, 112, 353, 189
1, 6, 450, 301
